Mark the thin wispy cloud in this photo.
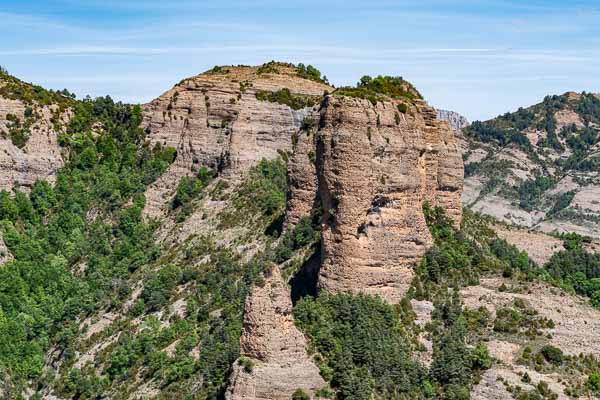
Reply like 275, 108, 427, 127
1, 0, 598, 120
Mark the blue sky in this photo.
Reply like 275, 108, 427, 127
1, 0, 599, 120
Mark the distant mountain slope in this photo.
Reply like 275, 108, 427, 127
460, 92, 600, 237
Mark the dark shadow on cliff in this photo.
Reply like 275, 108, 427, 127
290, 246, 321, 305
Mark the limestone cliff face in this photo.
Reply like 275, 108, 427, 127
436, 109, 470, 132
226, 267, 325, 400
0, 96, 68, 192
144, 66, 464, 397
316, 96, 463, 302
141, 64, 331, 218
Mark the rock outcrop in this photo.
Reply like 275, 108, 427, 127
0, 233, 12, 266
316, 96, 463, 303
143, 66, 464, 397
285, 112, 319, 227
226, 267, 325, 400
141, 64, 331, 219
437, 109, 470, 132
0, 95, 68, 192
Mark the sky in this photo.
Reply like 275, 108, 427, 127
0, 0, 599, 121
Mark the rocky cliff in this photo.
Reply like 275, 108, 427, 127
0, 64, 467, 400
226, 267, 325, 400
315, 95, 463, 302
141, 63, 331, 219
437, 109, 470, 132
0, 73, 71, 192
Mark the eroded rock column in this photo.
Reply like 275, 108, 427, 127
316, 96, 463, 303
226, 267, 325, 400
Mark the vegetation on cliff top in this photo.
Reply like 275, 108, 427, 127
0, 67, 76, 108
334, 75, 423, 105
255, 88, 321, 110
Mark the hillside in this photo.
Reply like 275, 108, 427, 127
460, 92, 600, 237
0, 67, 72, 191
1, 64, 600, 400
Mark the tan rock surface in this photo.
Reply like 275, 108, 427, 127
316, 95, 463, 303
285, 114, 319, 226
141, 64, 331, 219
462, 277, 600, 357
0, 96, 68, 192
492, 224, 564, 265
226, 267, 324, 400
0, 233, 11, 266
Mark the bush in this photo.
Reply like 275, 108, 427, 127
238, 158, 287, 217
238, 356, 254, 373
291, 389, 310, 400
335, 75, 422, 105
296, 63, 328, 84
272, 217, 319, 263
256, 89, 319, 110
540, 345, 563, 365
588, 372, 600, 393
171, 167, 215, 221
301, 116, 316, 131
141, 264, 182, 311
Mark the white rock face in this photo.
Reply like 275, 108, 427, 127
436, 109, 470, 132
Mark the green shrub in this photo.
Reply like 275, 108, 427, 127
335, 75, 422, 105
236, 158, 287, 217
540, 345, 563, 365
301, 116, 316, 131
588, 372, 600, 392
296, 63, 328, 84
238, 356, 254, 373
291, 388, 310, 400
141, 264, 182, 311
172, 167, 215, 220
272, 217, 319, 263
256, 89, 319, 110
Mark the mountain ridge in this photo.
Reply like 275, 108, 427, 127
1, 63, 600, 400
460, 90, 600, 238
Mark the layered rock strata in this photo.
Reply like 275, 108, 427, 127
316, 96, 463, 302
141, 65, 331, 218
284, 112, 320, 227
0, 96, 68, 192
226, 267, 325, 400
